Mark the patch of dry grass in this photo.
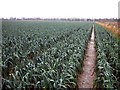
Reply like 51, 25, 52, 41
96, 22, 120, 37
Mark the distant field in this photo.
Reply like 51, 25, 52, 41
96, 22, 120, 37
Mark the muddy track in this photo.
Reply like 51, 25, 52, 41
77, 24, 96, 88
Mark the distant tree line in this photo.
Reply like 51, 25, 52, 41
0, 17, 120, 22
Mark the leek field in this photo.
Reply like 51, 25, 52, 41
1, 21, 120, 89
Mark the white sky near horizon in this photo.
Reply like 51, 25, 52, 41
0, 0, 120, 19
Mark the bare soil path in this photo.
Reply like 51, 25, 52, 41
77, 24, 96, 88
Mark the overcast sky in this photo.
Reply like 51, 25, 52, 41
0, 0, 119, 18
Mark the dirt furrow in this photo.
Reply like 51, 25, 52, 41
77, 24, 96, 88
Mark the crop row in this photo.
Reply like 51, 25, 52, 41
94, 23, 120, 89
2, 21, 93, 89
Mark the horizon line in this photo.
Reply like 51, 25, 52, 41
0, 17, 119, 19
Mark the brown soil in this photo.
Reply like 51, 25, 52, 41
96, 22, 120, 36
77, 24, 96, 88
